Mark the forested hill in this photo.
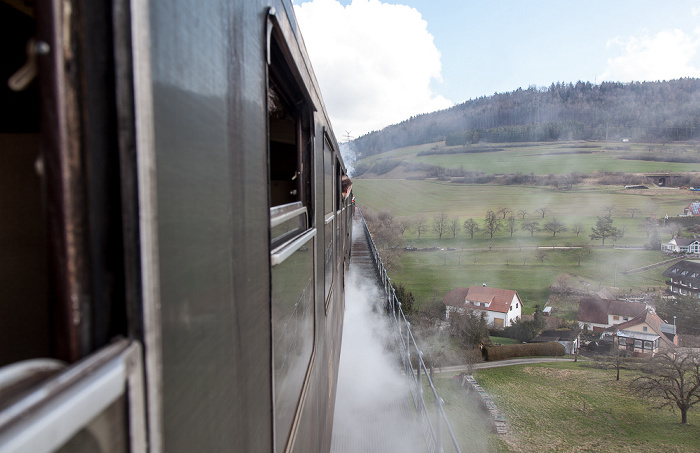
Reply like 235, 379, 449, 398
350, 78, 700, 159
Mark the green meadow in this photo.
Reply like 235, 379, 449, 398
358, 141, 700, 175
352, 141, 700, 311
469, 362, 700, 452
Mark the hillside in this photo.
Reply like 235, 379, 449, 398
350, 78, 700, 159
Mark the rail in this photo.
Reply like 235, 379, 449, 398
357, 209, 462, 453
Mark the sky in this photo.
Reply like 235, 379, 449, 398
293, 0, 700, 140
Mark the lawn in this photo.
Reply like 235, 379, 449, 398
470, 362, 700, 452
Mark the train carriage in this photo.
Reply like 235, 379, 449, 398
0, 0, 351, 451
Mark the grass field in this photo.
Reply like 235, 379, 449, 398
352, 178, 694, 310
357, 141, 700, 175
394, 248, 666, 313
352, 180, 691, 223
467, 362, 700, 452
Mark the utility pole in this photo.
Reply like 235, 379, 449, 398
605, 123, 609, 149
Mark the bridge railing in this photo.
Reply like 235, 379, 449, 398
357, 209, 462, 453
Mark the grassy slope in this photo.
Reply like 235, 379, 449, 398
472, 362, 700, 453
358, 141, 700, 175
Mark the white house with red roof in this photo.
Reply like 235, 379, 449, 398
443, 285, 522, 328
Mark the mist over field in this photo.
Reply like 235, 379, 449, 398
349, 138, 700, 311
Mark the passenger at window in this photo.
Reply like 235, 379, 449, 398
341, 176, 352, 199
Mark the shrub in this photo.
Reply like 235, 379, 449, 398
482, 342, 565, 361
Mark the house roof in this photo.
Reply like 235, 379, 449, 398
532, 329, 581, 343
443, 286, 521, 314
443, 287, 470, 307
668, 238, 700, 247
596, 288, 615, 300
685, 202, 700, 215
662, 260, 700, 281
606, 309, 676, 348
577, 297, 647, 325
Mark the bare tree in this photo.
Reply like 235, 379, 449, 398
496, 206, 512, 219
631, 350, 700, 424
432, 212, 448, 239
543, 218, 568, 237
520, 220, 540, 237
535, 249, 549, 263
572, 222, 584, 237
627, 207, 641, 218
567, 242, 591, 266
396, 217, 412, 237
463, 218, 480, 239
415, 215, 427, 239
535, 207, 550, 218
601, 204, 616, 217
646, 201, 660, 218
506, 215, 517, 237
517, 209, 528, 220
639, 218, 658, 238
448, 216, 461, 238
483, 210, 502, 239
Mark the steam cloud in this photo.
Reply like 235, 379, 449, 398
331, 267, 424, 452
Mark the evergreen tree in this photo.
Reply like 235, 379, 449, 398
590, 215, 623, 245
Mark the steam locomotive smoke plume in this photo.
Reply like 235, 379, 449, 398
331, 268, 423, 452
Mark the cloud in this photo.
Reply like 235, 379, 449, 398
599, 28, 700, 82
294, 0, 452, 140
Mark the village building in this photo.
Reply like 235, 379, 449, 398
662, 259, 700, 297
577, 296, 648, 332
531, 330, 581, 354
661, 238, 700, 254
602, 309, 677, 357
443, 286, 522, 328
683, 201, 700, 216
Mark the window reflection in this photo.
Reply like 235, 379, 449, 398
271, 237, 314, 452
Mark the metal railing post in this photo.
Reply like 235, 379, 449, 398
435, 397, 443, 453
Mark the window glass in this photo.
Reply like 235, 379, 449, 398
324, 137, 334, 302
271, 241, 314, 452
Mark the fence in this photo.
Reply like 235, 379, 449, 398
357, 209, 462, 453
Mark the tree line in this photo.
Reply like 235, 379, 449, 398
411, 209, 628, 245
350, 78, 700, 159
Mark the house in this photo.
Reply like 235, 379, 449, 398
661, 238, 700, 254
577, 296, 648, 332
684, 201, 700, 216
531, 329, 581, 354
662, 260, 700, 297
443, 286, 522, 328
603, 309, 678, 357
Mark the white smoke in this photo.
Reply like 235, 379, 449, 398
339, 141, 356, 176
331, 267, 424, 452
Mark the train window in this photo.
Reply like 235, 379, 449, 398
267, 26, 315, 453
0, 1, 50, 367
324, 136, 335, 308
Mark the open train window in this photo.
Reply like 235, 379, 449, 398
0, 1, 50, 367
268, 38, 313, 249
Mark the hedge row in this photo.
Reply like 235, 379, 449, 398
483, 342, 565, 361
